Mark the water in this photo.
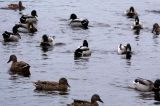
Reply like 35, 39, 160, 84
1, 0, 160, 106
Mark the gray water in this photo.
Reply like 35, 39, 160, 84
1, 0, 160, 106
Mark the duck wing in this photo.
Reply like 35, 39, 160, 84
33, 81, 59, 90
73, 99, 90, 104
135, 78, 153, 86
16, 61, 30, 69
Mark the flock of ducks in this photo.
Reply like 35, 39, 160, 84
1, 1, 160, 105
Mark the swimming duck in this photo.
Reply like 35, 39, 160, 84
125, 6, 138, 18
152, 23, 160, 35
20, 10, 38, 23
15, 22, 37, 33
118, 43, 132, 59
2, 28, 21, 42
33, 78, 70, 91
74, 40, 91, 57
7, 54, 31, 77
2, 25, 21, 42
129, 78, 160, 92
132, 16, 143, 34
69, 13, 89, 29
67, 94, 103, 106
40, 34, 55, 47
1, 1, 25, 11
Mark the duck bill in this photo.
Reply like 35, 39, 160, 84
67, 83, 70, 88
7, 59, 11, 63
99, 99, 104, 103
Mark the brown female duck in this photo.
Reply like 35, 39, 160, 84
1, 1, 25, 11
67, 94, 103, 106
152, 23, 160, 35
7, 55, 30, 77
33, 78, 70, 91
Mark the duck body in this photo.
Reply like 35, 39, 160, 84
68, 94, 103, 106
33, 78, 70, 91
69, 13, 89, 29
130, 78, 160, 92
20, 10, 38, 23
152, 23, 160, 35
15, 22, 37, 33
7, 55, 30, 77
74, 40, 91, 57
2, 31, 20, 42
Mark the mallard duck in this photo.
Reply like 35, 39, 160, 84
129, 78, 160, 92
67, 94, 103, 106
2, 30, 21, 42
74, 40, 91, 57
131, 16, 143, 35
125, 6, 138, 18
1, 1, 25, 11
15, 22, 37, 33
33, 78, 70, 91
7, 54, 30, 77
20, 10, 38, 23
40, 34, 55, 47
152, 23, 160, 35
69, 13, 89, 29
118, 43, 132, 59
118, 43, 131, 54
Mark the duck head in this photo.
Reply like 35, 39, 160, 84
12, 25, 20, 34
91, 94, 103, 103
42, 34, 49, 42
154, 79, 160, 90
59, 78, 70, 87
83, 40, 88, 47
130, 6, 135, 12
126, 43, 131, 52
18, 1, 23, 11
70, 13, 77, 20
7, 55, 17, 63
135, 16, 139, 23
2, 31, 11, 39
31, 10, 38, 17
152, 23, 159, 34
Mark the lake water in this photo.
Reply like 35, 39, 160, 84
1, 0, 160, 106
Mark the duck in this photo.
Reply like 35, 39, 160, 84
15, 22, 37, 33
74, 40, 91, 57
7, 54, 31, 77
2, 26, 21, 42
1, 1, 25, 11
129, 78, 160, 92
131, 16, 143, 34
33, 78, 70, 91
125, 6, 138, 18
152, 23, 160, 35
67, 94, 103, 106
117, 43, 132, 59
20, 10, 38, 23
69, 13, 89, 29
40, 34, 55, 47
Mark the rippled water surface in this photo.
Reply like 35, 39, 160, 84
1, 0, 160, 106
